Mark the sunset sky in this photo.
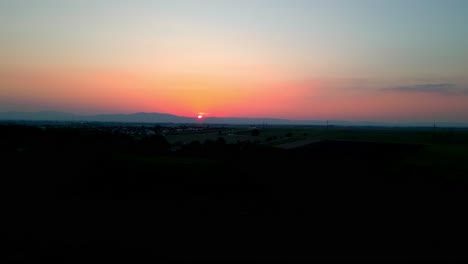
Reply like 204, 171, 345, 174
1, 0, 467, 122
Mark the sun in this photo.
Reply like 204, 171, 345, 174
197, 114, 203, 119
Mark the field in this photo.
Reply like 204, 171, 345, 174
2, 123, 468, 261
166, 125, 468, 175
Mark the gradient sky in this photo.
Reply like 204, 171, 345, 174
1, 0, 468, 122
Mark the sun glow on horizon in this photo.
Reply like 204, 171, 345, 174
1, 1, 468, 122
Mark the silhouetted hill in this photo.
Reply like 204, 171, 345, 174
0, 111, 296, 124
0, 111, 192, 123
85, 112, 194, 123
1, 111, 467, 127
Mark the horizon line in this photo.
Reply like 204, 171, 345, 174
1, 110, 468, 127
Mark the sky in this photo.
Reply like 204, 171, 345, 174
1, 0, 468, 122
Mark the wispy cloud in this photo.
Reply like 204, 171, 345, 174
383, 83, 468, 95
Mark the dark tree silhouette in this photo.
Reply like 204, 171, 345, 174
138, 134, 170, 154
251, 129, 260, 136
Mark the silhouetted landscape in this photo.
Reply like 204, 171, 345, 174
2, 111, 468, 127
3, 0, 468, 262
3, 120, 468, 261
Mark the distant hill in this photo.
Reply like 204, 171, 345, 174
0, 111, 191, 123
86, 112, 195, 123
0, 111, 296, 125
0, 111, 467, 127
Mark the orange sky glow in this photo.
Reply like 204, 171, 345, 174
1, 1, 467, 123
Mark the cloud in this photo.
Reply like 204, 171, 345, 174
383, 83, 468, 95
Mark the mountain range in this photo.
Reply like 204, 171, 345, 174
0, 111, 467, 127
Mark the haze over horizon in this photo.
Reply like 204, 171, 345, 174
1, 0, 468, 123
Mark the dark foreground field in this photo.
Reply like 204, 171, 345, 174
2, 124, 468, 262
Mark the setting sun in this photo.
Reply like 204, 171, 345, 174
0, 1, 467, 123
